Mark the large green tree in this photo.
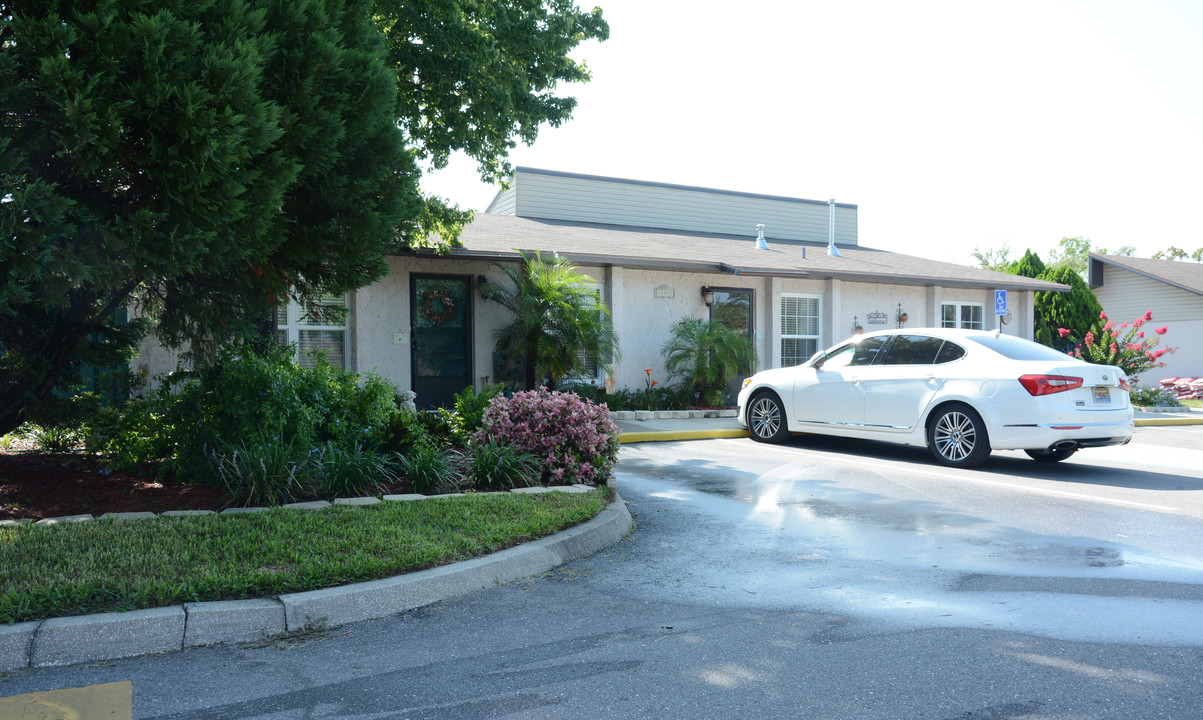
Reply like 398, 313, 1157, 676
1006, 249, 1046, 279
480, 251, 619, 390
0, 0, 607, 435
1033, 265, 1103, 349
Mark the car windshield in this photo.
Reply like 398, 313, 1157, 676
966, 334, 1080, 362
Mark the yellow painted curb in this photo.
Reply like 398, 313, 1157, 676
619, 429, 750, 443
0, 681, 132, 719
1135, 417, 1203, 427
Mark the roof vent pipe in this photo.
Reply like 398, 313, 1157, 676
754, 223, 770, 250
827, 199, 841, 257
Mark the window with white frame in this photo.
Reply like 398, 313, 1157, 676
571, 281, 605, 382
941, 302, 985, 330
276, 294, 349, 369
781, 294, 821, 366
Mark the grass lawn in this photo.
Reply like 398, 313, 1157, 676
0, 490, 610, 625
1181, 398, 1202, 410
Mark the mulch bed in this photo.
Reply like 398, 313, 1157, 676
0, 451, 229, 521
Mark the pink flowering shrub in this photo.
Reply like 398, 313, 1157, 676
475, 388, 620, 486
1062, 310, 1175, 382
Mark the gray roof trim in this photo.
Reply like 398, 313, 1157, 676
513, 166, 859, 210
421, 215, 1067, 292
1089, 253, 1203, 297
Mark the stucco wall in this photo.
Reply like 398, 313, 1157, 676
131, 258, 1039, 406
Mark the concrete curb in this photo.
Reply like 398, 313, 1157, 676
1134, 416, 1203, 427
0, 496, 631, 672
619, 428, 750, 443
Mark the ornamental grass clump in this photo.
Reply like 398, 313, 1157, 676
475, 388, 619, 486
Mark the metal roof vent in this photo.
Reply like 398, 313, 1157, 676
827, 199, 842, 257
754, 223, 770, 250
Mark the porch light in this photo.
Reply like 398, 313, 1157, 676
701, 286, 715, 308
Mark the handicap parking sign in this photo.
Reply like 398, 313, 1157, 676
994, 289, 1008, 315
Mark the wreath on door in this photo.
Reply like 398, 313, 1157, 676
419, 285, 459, 325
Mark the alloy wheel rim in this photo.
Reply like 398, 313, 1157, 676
934, 411, 975, 461
751, 398, 780, 438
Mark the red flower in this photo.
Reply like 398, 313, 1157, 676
1058, 328, 1071, 338
1119, 322, 1127, 329
1100, 311, 1108, 320
1144, 310, 1154, 321
645, 369, 652, 375
1085, 331, 1095, 346
1109, 343, 1117, 354
1155, 326, 1168, 335
1137, 331, 1145, 338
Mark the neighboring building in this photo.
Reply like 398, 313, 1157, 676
138, 168, 1068, 408
1089, 252, 1203, 385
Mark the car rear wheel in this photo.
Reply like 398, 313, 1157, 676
747, 392, 788, 444
1024, 446, 1077, 462
927, 403, 990, 468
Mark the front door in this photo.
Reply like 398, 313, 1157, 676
411, 275, 472, 410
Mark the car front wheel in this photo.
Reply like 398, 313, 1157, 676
747, 391, 788, 443
927, 403, 990, 468
1025, 446, 1077, 462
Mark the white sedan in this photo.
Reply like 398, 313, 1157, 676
737, 328, 1133, 467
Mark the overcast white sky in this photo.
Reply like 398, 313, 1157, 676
420, 0, 1203, 266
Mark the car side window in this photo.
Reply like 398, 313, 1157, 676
881, 335, 943, 365
817, 343, 859, 370
934, 340, 966, 364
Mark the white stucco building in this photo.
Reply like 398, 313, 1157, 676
138, 168, 1068, 408
1088, 252, 1203, 385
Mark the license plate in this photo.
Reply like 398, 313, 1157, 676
1092, 387, 1111, 403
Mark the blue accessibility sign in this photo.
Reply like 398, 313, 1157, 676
994, 289, 1008, 316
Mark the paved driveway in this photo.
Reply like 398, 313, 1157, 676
613, 427, 1203, 646
4, 427, 1202, 718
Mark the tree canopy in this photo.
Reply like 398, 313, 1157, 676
1033, 265, 1103, 349
1006, 249, 1046, 279
0, 0, 607, 434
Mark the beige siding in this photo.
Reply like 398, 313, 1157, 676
1095, 265, 1203, 384
486, 186, 517, 215
495, 169, 858, 246
1095, 266, 1203, 323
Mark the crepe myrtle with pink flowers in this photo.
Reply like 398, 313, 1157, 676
475, 388, 619, 486
1061, 310, 1175, 383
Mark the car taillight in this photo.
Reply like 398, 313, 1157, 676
1019, 374, 1084, 396
1119, 377, 1130, 391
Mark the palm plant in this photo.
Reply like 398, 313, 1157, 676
662, 317, 757, 406
480, 251, 620, 389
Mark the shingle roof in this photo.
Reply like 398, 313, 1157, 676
1090, 253, 1203, 296
422, 214, 1066, 292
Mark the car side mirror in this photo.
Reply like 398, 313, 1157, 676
809, 351, 827, 368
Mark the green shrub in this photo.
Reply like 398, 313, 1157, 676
88, 348, 399, 482
1129, 384, 1182, 408
467, 438, 540, 490
28, 424, 83, 452
205, 433, 314, 507
438, 384, 503, 442
398, 443, 460, 494
311, 442, 396, 497
86, 395, 178, 472
381, 408, 453, 453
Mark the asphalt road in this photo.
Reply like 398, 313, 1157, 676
4, 426, 1202, 719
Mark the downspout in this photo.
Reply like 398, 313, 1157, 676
827, 199, 841, 257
